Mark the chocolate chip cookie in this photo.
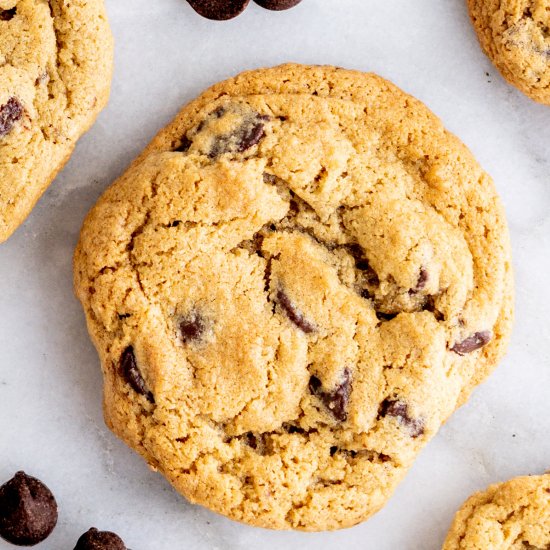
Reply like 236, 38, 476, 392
0, 0, 113, 243
74, 64, 514, 531
443, 474, 550, 549
467, 0, 550, 105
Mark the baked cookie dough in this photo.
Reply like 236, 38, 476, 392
467, 0, 550, 105
74, 64, 514, 531
443, 473, 550, 549
0, 0, 113, 243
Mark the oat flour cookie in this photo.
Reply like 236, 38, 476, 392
443, 474, 550, 549
0, 0, 113, 243
74, 64, 514, 531
467, 0, 550, 105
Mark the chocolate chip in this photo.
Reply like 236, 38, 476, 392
0, 7, 16, 20
174, 136, 192, 152
309, 369, 352, 422
348, 244, 379, 285
186, 0, 251, 20
179, 312, 206, 343
119, 346, 154, 403
451, 331, 491, 355
376, 312, 397, 322
0, 97, 23, 138
209, 114, 268, 158
378, 399, 424, 438
423, 296, 444, 321
0, 471, 58, 546
253, 0, 302, 10
236, 117, 268, 152
409, 268, 428, 294
243, 433, 258, 449
74, 528, 127, 550
276, 288, 316, 333
283, 424, 305, 434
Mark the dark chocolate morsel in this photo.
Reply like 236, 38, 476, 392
451, 331, 492, 355
376, 311, 398, 322
74, 527, 127, 550
348, 244, 379, 285
236, 117, 267, 152
174, 136, 192, 152
0, 97, 24, 138
120, 346, 154, 403
0, 7, 16, 20
309, 369, 352, 422
276, 289, 316, 333
379, 399, 424, 438
253, 0, 302, 10
186, 0, 251, 20
409, 268, 429, 294
179, 312, 206, 343
0, 471, 58, 546
208, 113, 268, 158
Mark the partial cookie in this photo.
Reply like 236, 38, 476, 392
467, 0, 550, 105
0, 0, 113, 243
443, 473, 550, 549
74, 64, 513, 531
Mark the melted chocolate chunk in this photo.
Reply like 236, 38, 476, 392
0, 7, 16, 20
276, 289, 316, 333
410, 268, 429, 294
236, 116, 268, 152
283, 424, 306, 434
348, 244, 379, 285
423, 295, 444, 321
0, 97, 23, 138
179, 312, 206, 343
376, 312, 398, 322
451, 331, 492, 355
186, 0, 251, 20
174, 136, 192, 152
254, 0, 302, 9
379, 399, 424, 438
0, 471, 58, 546
119, 346, 154, 403
309, 369, 352, 422
209, 114, 269, 158
74, 527, 127, 550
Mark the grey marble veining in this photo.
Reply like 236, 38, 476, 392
1, 1, 549, 548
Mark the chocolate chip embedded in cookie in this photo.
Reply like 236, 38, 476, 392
442, 473, 550, 549
467, 0, 550, 105
0, 97, 24, 138
74, 64, 513, 531
0, 471, 58, 546
0, 0, 113, 243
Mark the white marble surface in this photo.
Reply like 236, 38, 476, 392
1, 0, 550, 548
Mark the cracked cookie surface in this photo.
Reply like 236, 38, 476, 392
0, 0, 113, 242
467, 0, 550, 104
74, 64, 514, 531
443, 474, 550, 549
